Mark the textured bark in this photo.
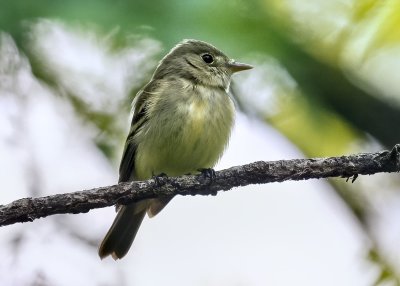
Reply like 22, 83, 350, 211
1, 144, 400, 227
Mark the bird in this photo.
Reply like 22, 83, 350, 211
98, 39, 252, 260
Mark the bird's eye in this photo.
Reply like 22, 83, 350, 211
201, 54, 214, 64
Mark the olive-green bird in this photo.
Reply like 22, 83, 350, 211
98, 39, 252, 260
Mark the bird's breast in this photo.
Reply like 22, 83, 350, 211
135, 85, 235, 179
178, 86, 234, 148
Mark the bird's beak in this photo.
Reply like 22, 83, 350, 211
227, 60, 253, 73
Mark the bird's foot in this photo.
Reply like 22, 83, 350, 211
345, 174, 358, 183
198, 168, 216, 180
152, 172, 168, 187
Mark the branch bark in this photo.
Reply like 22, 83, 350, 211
1, 144, 400, 227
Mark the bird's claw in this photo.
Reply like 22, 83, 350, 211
345, 174, 358, 183
198, 168, 216, 180
152, 172, 168, 187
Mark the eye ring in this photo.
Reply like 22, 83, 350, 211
201, 54, 214, 64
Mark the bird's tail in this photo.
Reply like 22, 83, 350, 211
98, 201, 147, 260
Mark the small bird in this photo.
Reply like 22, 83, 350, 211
98, 39, 252, 260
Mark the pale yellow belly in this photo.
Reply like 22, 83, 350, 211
134, 90, 234, 180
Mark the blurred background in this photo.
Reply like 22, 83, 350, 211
0, 0, 400, 285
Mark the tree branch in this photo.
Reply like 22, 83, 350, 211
1, 144, 400, 227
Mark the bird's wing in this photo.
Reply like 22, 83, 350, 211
118, 81, 159, 183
